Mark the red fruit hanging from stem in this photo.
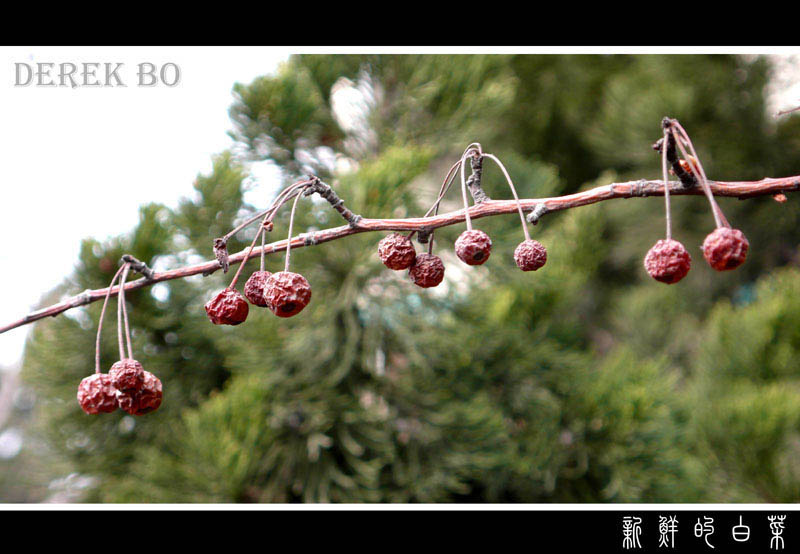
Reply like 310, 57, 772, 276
263, 185, 312, 318
80, 263, 126, 414
702, 227, 749, 271
77, 373, 118, 414
455, 229, 492, 266
483, 153, 548, 273
644, 239, 692, 284
244, 270, 272, 307
667, 119, 750, 273
109, 358, 145, 393
116, 370, 163, 416
408, 253, 445, 288
378, 233, 416, 270
514, 239, 548, 272
644, 125, 691, 285
205, 287, 249, 325
264, 271, 312, 317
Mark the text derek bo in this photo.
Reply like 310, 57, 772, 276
13, 62, 181, 88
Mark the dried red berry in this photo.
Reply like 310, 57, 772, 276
116, 371, 162, 416
264, 271, 312, 318
408, 253, 445, 288
455, 230, 492, 266
205, 287, 249, 325
702, 227, 749, 271
244, 270, 272, 307
378, 233, 416, 270
77, 373, 118, 414
514, 239, 548, 272
644, 239, 691, 284
109, 358, 145, 393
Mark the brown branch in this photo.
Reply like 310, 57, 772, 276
3, 175, 800, 336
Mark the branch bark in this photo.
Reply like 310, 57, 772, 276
3, 174, 799, 335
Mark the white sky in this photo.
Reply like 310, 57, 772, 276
0, 47, 290, 367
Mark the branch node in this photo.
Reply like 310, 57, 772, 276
417, 228, 432, 244
303, 232, 318, 246
632, 180, 647, 197
121, 255, 155, 280
466, 155, 490, 203
71, 289, 93, 308
526, 203, 548, 225
212, 238, 230, 273
653, 124, 697, 189
308, 177, 363, 227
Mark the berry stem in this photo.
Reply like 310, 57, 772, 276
116, 263, 133, 360
221, 178, 314, 243
661, 128, 672, 240
407, 159, 462, 245
483, 153, 531, 242
222, 209, 270, 242
409, 145, 485, 243
260, 224, 266, 273
430, 161, 463, 218
227, 179, 312, 289
94, 264, 126, 373
284, 187, 304, 273
229, 224, 265, 290
669, 120, 730, 229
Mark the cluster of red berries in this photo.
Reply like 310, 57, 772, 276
644, 225, 749, 284
79, 262, 164, 416
78, 359, 163, 416
206, 181, 314, 325
205, 270, 312, 325
377, 230, 547, 287
645, 121, 749, 284
377, 233, 445, 287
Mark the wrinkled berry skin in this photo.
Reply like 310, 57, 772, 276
244, 271, 272, 307
455, 230, 492, 266
514, 240, 548, 272
205, 288, 249, 325
703, 227, 749, 271
77, 373, 118, 414
644, 239, 692, 284
109, 358, 145, 393
264, 271, 312, 318
378, 233, 416, 270
116, 371, 162, 416
408, 253, 445, 288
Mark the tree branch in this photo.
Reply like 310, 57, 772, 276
3, 174, 800, 336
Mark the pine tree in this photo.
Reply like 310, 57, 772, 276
15, 54, 800, 502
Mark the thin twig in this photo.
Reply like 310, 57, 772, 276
4, 174, 800, 335
776, 105, 800, 118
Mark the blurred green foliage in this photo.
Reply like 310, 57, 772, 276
9, 54, 800, 502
